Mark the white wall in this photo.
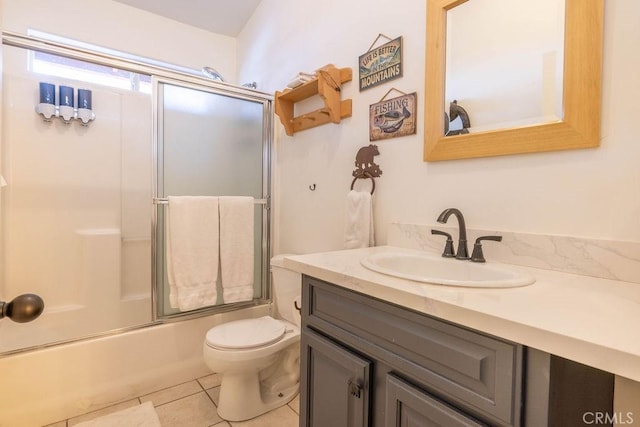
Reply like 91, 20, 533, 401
1, 0, 237, 82
238, 0, 640, 255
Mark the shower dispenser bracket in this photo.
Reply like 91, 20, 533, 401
36, 83, 96, 125
36, 103, 96, 125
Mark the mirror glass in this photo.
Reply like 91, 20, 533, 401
424, 0, 603, 161
446, 0, 565, 133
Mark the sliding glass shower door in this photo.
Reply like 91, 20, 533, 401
154, 79, 271, 318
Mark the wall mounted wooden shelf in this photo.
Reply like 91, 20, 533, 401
275, 64, 352, 136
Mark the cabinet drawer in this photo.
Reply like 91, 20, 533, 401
303, 276, 522, 426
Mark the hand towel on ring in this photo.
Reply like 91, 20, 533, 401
344, 190, 374, 249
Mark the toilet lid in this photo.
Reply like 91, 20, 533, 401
205, 316, 286, 350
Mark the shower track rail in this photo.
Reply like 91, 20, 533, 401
153, 197, 268, 205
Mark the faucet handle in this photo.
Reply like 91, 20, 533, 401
431, 229, 455, 258
471, 235, 503, 263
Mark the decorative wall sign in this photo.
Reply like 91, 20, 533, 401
369, 89, 417, 141
359, 34, 403, 91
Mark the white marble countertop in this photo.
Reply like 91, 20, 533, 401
284, 245, 640, 382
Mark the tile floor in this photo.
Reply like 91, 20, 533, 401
44, 373, 300, 427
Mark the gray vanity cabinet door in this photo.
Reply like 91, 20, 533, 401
301, 329, 371, 427
385, 375, 487, 427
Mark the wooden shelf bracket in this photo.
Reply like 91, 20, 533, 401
275, 64, 352, 136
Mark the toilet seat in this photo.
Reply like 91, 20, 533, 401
206, 316, 286, 350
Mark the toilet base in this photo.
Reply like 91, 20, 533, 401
217, 370, 299, 421
204, 321, 301, 422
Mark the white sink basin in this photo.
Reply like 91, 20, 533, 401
361, 251, 535, 288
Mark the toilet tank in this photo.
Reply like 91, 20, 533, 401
271, 254, 301, 327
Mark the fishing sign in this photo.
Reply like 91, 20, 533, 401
359, 35, 403, 91
369, 91, 417, 141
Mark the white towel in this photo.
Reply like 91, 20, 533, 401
219, 197, 255, 303
344, 190, 374, 249
74, 402, 161, 427
166, 196, 219, 311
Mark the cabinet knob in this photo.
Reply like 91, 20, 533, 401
348, 380, 362, 398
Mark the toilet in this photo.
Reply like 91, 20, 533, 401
203, 255, 301, 421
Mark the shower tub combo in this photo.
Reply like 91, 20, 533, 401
0, 31, 274, 426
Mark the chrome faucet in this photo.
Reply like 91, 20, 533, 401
437, 208, 469, 260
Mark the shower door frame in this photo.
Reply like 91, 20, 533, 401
152, 77, 273, 320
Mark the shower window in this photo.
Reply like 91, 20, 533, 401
31, 51, 153, 93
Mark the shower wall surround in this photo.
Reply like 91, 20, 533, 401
389, 222, 640, 284
0, 44, 153, 353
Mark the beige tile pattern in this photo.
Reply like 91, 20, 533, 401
140, 380, 203, 407
228, 405, 298, 427
198, 372, 223, 389
206, 386, 221, 406
43, 374, 299, 427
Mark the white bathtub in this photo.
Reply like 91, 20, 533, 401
0, 305, 269, 426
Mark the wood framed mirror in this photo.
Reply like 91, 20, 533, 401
424, 0, 604, 161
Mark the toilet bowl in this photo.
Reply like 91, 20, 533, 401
202, 255, 301, 421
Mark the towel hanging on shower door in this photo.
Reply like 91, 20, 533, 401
219, 196, 255, 303
166, 196, 220, 311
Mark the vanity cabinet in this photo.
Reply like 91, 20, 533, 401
299, 276, 523, 427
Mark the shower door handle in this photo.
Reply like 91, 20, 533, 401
0, 293, 45, 323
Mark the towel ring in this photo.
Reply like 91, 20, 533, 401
350, 172, 375, 195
